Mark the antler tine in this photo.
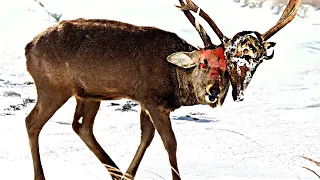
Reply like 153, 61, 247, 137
276, 0, 300, 24
177, 0, 225, 43
302, 156, 320, 166
176, 0, 215, 48
262, 0, 301, 41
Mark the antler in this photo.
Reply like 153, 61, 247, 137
262, 0, 301, 41
176, 0, 214, 48
177, 0, 225, 43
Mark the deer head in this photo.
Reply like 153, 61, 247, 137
167, 47, 228, 107
177, 0, 301, 101
223, 31, 276, 101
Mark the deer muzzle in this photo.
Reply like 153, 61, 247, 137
205, 84, 220, 104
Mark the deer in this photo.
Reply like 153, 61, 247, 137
24, 0, 301, 179
177, 0, 301, 102
24, 13, 231, 180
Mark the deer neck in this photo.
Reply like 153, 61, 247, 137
174, 67, 200, 107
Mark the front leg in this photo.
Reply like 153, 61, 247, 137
124, 107, 155, 179
144, 105, 181, 180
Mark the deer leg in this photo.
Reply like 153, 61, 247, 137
26, 88, 71, 180
72, 98, 123, 180
145, 106, 180, 180
124, 107, 155, 179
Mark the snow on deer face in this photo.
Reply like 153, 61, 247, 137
167, 47, 230, 107
223, 31, 276, 101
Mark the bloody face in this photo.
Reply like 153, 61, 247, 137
167, 47, 230, 107
191, 47, 230, 107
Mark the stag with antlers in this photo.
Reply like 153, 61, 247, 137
25, 14, 230, 180
24, 0, 300, 180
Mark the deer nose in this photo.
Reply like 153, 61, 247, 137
206, 84, 220, 97
209, 87, 220, 98
205, 85, 220, 103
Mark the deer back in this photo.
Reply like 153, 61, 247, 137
25, 19, 204, 110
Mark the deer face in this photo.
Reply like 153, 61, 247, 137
223, 31, 276, 101
167, 47, 229, 107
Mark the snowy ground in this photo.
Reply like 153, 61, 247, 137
0, 0, 319, 179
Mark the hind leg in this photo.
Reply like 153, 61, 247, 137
72, 98, 123, 180
26, 87, 71, 180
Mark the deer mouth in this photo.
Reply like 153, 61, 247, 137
205, 88, 220, 104
205, 94, 218, 103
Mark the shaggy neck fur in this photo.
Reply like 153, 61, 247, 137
174, 67, 200, 107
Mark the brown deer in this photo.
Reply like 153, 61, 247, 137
25, 0, 301, 179
25, 16, 231, 180
177, 0, 301, 101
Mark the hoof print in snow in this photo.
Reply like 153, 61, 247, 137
110, 102, 120, 106
4, 105, 22, 111
2, 80, 34, 87
3, 98, 36, 113
3, 81, 16, 86
0, 112, 13, 116
24, 81, 34, 85
115, 101, 138, 112
23, 98, 36, 104
3, 91, 21, 97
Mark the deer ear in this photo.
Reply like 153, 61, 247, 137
167, 51, 199, 68
264, 42, 276, 49
264, 42, 276, 60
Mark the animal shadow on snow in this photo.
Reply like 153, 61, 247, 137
172, 113, 219, 123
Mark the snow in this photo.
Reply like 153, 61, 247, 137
0, 0, 319, 179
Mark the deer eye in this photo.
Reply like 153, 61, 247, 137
248, 44, 255, 51
200, 59, 208, 69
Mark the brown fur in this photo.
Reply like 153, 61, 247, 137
25, 18, 230, 180
25, 19, 200, 109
